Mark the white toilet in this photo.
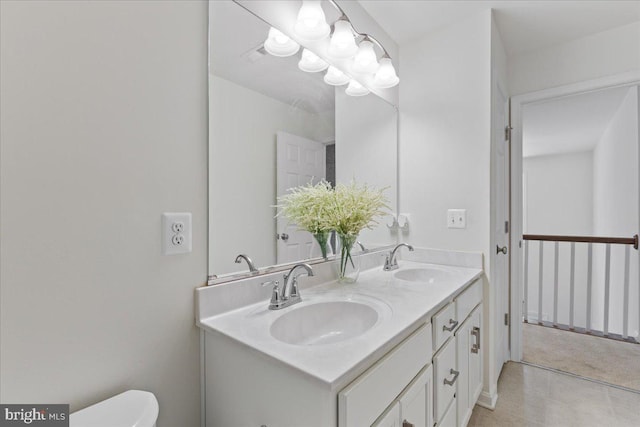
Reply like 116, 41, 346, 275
69, 390, 158, 427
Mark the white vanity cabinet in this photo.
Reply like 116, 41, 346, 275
431, 279, 483, 427
197, 255, 484, 427
372, 365, 434, 427
338, 323, 433, 427
456, 305, 482, 427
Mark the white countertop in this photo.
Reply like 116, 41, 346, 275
197, 258, 483, 388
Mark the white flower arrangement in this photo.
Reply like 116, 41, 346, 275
276, 180, 389, 237
276, 180, 389, 279
276, 180, 335, 235
328, 181, 390, 237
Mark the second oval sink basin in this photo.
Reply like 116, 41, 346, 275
394, 267, 457, 284
270, 300, 380, 346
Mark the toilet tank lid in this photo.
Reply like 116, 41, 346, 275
70, 390, 158, 427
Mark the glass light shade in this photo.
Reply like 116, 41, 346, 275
373, 57, 399, 88
324, 66, 350, 86
298, 49, 329, 73
345, 80, 370, 97
352, 40, 379, 74
294, 0, 330, 41
328, 20, 358, 60
264, 27, 300, 57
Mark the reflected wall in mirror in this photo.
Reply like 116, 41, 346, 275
208, 0, 399, 279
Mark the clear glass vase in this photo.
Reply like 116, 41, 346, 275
336, 232, 360, 283
312, 231, 331, 260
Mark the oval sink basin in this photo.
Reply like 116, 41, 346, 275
394, 267, 456, 284
270, 301, 380, 346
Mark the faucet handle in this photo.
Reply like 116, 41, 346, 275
261, 280, 281, 305
383, 254, 394, 271
290, 278, 300, 298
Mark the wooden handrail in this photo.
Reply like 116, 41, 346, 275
523, 234, 638, 250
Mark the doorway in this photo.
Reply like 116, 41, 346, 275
510, 75, 640, 390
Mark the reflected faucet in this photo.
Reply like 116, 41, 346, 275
235, 254, 258, 274
383, 243, 414, 271
263, 263, 314, 310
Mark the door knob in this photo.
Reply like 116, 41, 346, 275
279, 233, 289, 242
496, 245, 508, 255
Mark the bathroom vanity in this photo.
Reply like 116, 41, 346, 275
196, 248, 484, 427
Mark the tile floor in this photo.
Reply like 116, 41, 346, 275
468, 362, 640, 426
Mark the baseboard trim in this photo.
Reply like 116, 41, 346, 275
476, 390, 498, 410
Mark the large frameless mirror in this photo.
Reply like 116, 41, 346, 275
208, 0, 399, 281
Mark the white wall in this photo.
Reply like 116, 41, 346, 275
400, 8, 496, 404
592, 87, 639, 337
335, 89, 398, 247
209, 75, 333, 275
524, 151, 594, 235
0, 2, 207, 426
509, 21, 640, 96
400, 11, 492, 261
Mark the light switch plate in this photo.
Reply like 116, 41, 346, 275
162, 212, 192, 255
447, 209, 467, 229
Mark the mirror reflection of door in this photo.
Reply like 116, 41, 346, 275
276, 131, 326, 264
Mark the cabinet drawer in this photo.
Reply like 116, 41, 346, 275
433, 337, 457, 423
339, 323, 432, 427
433, 302, 457, 351
455, 279, 482, 322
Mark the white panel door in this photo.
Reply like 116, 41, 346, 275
493, 83, 511, 369
276, 131, 326, 264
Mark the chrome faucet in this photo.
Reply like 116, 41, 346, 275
263, 263, 314, 310
383, 243, 414, 271
235, 254, 258, 274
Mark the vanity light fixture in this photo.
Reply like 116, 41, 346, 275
352, 37, 379, 74
264, 27, 300, 57
327, 18, 358, 60
373, 57, 400, 88
263, 0, 399, 96
345, 79, 370, 96
324, 65, 350, 85
294, 0, 331, 41
298, 48, 330, 73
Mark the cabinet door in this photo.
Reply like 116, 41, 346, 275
373, 402, 401, 427
456, 304, 483, 427
433, 337, 457, 423
437, 398, 457, 427
455, 317, 472, 427
399, 364, 433, 427
469, 305, 483, 405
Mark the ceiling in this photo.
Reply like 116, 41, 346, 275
358, 1, 640, 56
522, 86, 631, 158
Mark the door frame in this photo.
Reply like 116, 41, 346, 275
509, 71, 640, 362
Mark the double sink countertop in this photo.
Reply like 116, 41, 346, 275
196, 248, 483, 389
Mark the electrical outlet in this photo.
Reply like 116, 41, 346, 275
447, 209, 467, 229
172, 222, 184, 233
162, 212, 192, 255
